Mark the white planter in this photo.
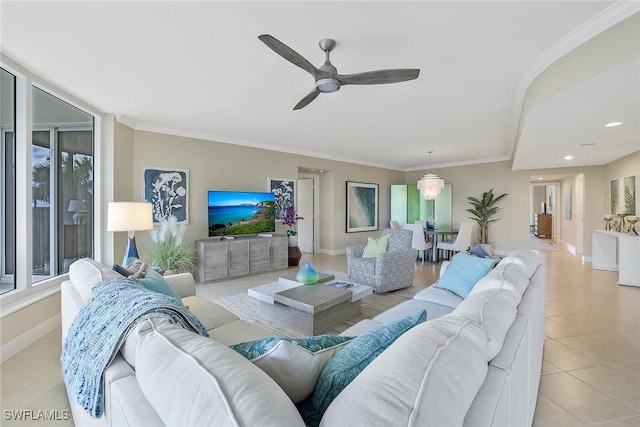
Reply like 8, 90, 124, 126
288, 236, 298, 248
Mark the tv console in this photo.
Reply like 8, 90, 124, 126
195, 234, 288, 284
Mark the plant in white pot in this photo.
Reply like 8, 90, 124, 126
283, 206, 303, 247
466, 189, 508, 254
144, 215, 195, 275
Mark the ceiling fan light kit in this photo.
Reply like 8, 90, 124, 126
259, 34, 420, 109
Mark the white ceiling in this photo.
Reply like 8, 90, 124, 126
1, 1, 638, 172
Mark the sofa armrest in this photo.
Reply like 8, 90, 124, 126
346, 245, 365, 260
163, 273, 196, 298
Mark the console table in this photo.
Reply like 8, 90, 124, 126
195, 234, 287, 284
592, 230, 640, 287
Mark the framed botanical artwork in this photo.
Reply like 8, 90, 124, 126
610, 179, 620, 214
268, 178, 296, 221
143, 167, 189, 224
623, 175, 636, 215
346, 181, 379, 233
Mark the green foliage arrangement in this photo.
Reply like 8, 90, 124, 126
145, 216, 195, 273
466, 189, 508, 244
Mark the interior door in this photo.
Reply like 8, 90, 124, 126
297, 178, 314, 253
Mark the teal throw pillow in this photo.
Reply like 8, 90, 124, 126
135, 269, 182, 302
230, 334, 354, 360
362, 234, 389, 258
301, 310, 428, 425
436, 252, 496, 298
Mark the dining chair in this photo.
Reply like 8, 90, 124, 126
437, 222, 474, 260
402, 223, 433, 265
389, 220, 401, 229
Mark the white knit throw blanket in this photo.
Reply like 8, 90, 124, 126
61, 277, 207, 418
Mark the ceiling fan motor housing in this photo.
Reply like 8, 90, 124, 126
316, 78, 340, 93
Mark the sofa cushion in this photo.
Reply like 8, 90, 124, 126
206, 320, 273, 346
134, 269, 182, 302
230, 336, 354, 403
69, 258, 123, 303
372, 299, 454, 324
436, 253, 496, 298
502, 250, 541, 278
362, 234, 389, 258
136, 322, 305, 427
413, 285, 464, 308
320, 315, 489, 427
181, 296, 239, 331
454, 288, 518, 360
470, 262, 529, 305
302, 310, 427, 425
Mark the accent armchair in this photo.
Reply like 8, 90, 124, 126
346, 228, 418, 293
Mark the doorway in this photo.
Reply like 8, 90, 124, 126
297, 173, 320, 253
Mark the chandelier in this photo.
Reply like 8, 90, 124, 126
417, 151, 445, 200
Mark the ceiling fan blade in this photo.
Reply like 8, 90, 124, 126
293, 89, 320, 110
338, 69, 420, 85
259, 34, 319, 78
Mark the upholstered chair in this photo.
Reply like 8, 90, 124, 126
346, 228, 418, 293
402, 223, 433, 265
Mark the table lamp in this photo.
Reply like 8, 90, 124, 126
107, 202, 153, 266
68, 199, 88, 224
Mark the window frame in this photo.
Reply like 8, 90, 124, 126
0, 55, 103, 312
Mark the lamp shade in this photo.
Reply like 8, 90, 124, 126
68, 199, 87, 212
107, 202, 153, 232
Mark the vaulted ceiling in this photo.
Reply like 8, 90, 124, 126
1, 1, 638, 172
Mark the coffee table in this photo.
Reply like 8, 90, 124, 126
248, 275, 372, 335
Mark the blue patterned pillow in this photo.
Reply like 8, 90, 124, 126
301, 310, 428, 424
436, 252, 495, 298
134, 269, 182, 303
231, 335, 354, 360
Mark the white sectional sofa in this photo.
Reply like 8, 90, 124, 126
61, 250, 544, 427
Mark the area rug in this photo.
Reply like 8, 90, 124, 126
211, 272, 416, 337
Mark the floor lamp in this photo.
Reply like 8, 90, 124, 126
107, 202, 153, 266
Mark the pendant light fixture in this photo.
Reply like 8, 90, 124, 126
417, 151, 445, 200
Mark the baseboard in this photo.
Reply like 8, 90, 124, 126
317, 248, 347, 256
561, 241, 577, 254
583, 255, 593, 264
1, 314, 61, 363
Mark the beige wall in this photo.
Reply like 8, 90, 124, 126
128, 130, 405, 257
1, 293, 60, 347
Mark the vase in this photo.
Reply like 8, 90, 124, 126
288, 235, 298, 248
296, 263, 319, 285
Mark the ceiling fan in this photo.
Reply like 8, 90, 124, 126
258, 34, 420, 110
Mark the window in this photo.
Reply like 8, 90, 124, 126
1, 68, 16, 294
32, 87, 94, 282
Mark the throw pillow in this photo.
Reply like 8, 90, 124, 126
231, 335, 354, 403
436, 252, 496, 299
135, 269, 182, 302
362, 234, 389, 258
302, 310, 427, 424
468, 244, 489, 258
112, 263, 131, 277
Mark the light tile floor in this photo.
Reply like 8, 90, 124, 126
1, 246, 639, 426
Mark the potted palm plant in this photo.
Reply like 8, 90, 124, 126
466, 189, 508, 253
144, 216, 195, 275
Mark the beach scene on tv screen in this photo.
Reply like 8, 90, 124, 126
208, 191, 275, 236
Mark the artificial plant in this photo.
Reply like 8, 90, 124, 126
466, 188, 508, 244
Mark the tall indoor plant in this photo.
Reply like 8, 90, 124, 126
466, 189, 508, 250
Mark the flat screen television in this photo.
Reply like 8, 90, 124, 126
208, 190, 275, 236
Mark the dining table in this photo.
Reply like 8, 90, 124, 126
423, 228, 459, 263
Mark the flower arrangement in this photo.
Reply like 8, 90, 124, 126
283, 206, 303, 236
144, 215, 195, 274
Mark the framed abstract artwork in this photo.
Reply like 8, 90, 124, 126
268, 178, 296, 221
346, 181, 379, 233
143, 167, 189, 224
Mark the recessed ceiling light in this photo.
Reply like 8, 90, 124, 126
577, 143, 596, 147
538, 177, 544, 180
564, 155, 574, 160
605, 121, 623, 127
